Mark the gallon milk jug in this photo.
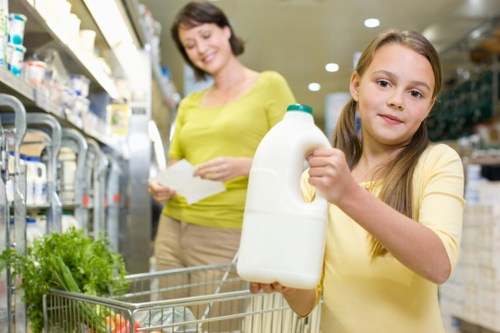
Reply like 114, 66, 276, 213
26, 216, 44, 245
237, 103, 331, 289
58, 147, 77, 202
29, 156, 47, 206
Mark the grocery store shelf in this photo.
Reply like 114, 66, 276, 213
0, 68, 35, 103
10, 0, 120, 98
121, 0, 178, 112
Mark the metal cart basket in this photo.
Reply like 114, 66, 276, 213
43, 262, 321, 332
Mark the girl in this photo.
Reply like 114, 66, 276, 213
251, 29, 465, 333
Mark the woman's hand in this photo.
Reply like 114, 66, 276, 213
148, 180, 176, 204
194, 157, 252, 181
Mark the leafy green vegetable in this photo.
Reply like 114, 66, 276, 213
0, 227, 130, 333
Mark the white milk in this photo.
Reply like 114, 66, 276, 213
26, 217, 44, 245
58, 147, 77, 202
237, 104, 331, 289
27, 156, 47, 206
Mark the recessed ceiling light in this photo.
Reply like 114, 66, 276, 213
325, 63, 339, 72
364, 18, 380, 28
308, 82, 321, 92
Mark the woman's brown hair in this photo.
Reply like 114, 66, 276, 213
332, 29, 443, 258
170, 1, 245, 81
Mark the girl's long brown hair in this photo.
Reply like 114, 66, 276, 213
332, 29, 443, 258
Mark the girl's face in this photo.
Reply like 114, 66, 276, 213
350, 43, 436, 148
179, 23, 232, 76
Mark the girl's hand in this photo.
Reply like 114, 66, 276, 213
249, 282, 296, 296
194, 157, 252, 181
251, 282, 317, 317
148, 180, 176, 204
306, 147, 355, 204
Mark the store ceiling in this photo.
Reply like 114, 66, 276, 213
138, 0, 500, 130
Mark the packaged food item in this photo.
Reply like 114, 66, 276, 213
24, 60, 47, 86
7, 13, 26, 45
0, 0, 8, 67
134, 307, 197, 332
6, 43, 25, 76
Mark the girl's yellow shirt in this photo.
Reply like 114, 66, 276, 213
301, 143, 465, 333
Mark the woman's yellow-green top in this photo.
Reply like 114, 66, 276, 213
163, 71, 295, 229
301, 143, 465, 333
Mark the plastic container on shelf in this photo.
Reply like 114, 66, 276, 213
6, 43, 25, 76
62, 211, 79, 232
66, 96, 89, 128
0, 0, 8, 67
79, 29, 96, 55
465, 164, 482, 204
35, 161, 47, 206
58, 147, 77, 202
237, 103, 331, 289
36, 211, 47, 234
61, 85, 76, 115
34, 0, 50, 19
26, 217, 44, 245
55, 0, 72, 20
64, 13, 81, 46
42, 0, 71, 33
23, 59, 47, 86
7, 13, 26, 45
70, 74, 90, 97
25, 156, 47, 206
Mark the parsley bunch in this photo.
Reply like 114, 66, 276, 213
0, 227, 130, 333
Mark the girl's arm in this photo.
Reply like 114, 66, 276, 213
333, 181, 451, 283
307, 147, 462, 284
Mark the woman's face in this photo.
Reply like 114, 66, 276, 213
350, 43, 436, 148
178, 22, 232, 76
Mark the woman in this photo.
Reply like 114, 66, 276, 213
251, 29, 465, 333
148, 0, 295, 292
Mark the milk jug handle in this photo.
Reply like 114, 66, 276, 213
296, 137, 331, 207
304, 169, 328, 206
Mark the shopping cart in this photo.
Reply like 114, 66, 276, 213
43, 262, 322, 332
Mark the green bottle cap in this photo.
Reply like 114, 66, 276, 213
286, 103, 313, 115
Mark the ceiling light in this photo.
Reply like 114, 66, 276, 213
325, 63, 339, 72
308, 82, 321, 92
364, 18, 380, 28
